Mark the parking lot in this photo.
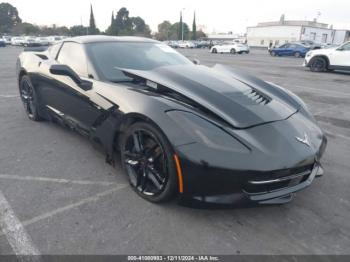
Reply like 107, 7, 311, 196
0, 46, 350, 255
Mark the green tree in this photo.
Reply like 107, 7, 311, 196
192, 12, 197, 40
89, 4, 99, 34
0, 2, 22, 33
106, 7, 151, 37
171, 22, 189, 40
130, 16, 151, 36
105, 11, 115, 35
196, 30, 206, 39
11, 22, 40, 35
70, 25, 88, 36
115, 7, 131, 35
55, 26, 70, 36
156, 20, 172, 41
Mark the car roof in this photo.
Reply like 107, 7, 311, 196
62, 35, 159, 44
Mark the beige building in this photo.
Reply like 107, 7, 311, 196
246, 17, 345, 47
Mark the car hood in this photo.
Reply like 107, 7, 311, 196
120, 64, 299, 129
308, 47, 337, 55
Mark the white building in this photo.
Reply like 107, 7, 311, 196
246, 17, 349, 47
333, 30, 350, 45
206, 33, 246, 43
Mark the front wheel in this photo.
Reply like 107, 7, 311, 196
19, 75, 43, 121
310, 57, 327, 72
230, 48, 236, 54
271, 51, 276, 56
212, 48, 217, 53
120, 122, 178, 202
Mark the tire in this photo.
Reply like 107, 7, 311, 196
230, 48, 236, 54
120, 122, 178, 203
19, 75, 43, 121
212, 48, 217, 53
310, 57, 327, 72
294, 52, 301, 58
271, 51, 276, 56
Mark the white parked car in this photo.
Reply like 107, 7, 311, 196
177, 41, 195, 48
23, 36, 39, 47
2, 36, 12, 45
11, 37, 25, 46
47, 36, 65, 45
35, 37, 50, 46
210, 43, 250, 54
303, 41, 350, 72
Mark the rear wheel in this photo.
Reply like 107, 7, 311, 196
294, 52, 301, 58
120, 122, 178, 202
230, 48, 236, 54
310, 57, 327, 72
19, 75, 42, 121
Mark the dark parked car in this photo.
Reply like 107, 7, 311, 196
297, 40, 322, 50
0, 39, 6, 47
271, 43, 310, 57
195, 40, 210, 48
17, 36, 326, 205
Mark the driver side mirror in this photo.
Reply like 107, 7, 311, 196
49, 64, 92, 91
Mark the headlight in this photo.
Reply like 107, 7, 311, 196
166, 110, 249, 153
306, 51, 312, 57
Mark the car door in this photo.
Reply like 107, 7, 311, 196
329, 42, 350, 67
217, 44, 225, 53
223, 44, 232, 53
46, 42, 105, 134
285, 44, 296, 56
276, 44, 287, 56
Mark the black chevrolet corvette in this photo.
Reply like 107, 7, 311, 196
17, 36, 327, 204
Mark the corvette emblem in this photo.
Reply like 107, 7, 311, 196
295, 133, 311, 147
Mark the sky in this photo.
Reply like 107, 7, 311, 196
4, 0, 350, 34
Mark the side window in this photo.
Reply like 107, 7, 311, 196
57, 42, 88, 77
341, 43, 350, 51
289, 44, 296, 48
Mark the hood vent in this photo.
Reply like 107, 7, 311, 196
244, 89, 271, 105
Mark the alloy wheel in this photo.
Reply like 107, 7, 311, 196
122, 129, 169, 196
311, 58, 326, 72
20, 78, 36, 119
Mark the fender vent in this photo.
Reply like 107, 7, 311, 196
244, 89, 271, 105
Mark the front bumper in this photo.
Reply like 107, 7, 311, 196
178, 160, 323, 205
237, 47, 250, 53
245, 163, 323, 204
303, 56, 312, 67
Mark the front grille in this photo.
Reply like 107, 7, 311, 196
244, 165, 313, 194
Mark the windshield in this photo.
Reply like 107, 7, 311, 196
87, 41, 192, 82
